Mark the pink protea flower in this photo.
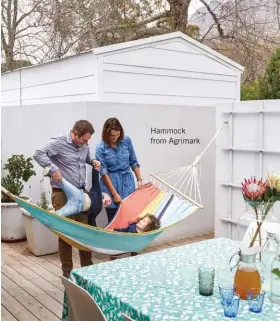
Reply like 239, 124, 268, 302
241, 177, 267, 200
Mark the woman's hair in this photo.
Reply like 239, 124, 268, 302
141, 213, 161, 232
72, 120, 94, 137
102, 118, 124, 145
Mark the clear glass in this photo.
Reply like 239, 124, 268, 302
219, 285, 236, 303
261, 232, 278, 292
217, 265, 235, 287
221, 295, 240, 318
270, 242, 280, 304
179, 264, 196, 290
238, 204, 279, 250
238, 211, 267, 249
247, 288, 265, 313
198, 266, 215, 296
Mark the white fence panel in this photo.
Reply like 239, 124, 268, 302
215, 100, 280, 240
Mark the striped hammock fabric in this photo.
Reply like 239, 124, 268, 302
1, 183, 199, 255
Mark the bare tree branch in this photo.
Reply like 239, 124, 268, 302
15, 1, 40, 27
199, 0, 228, 39
94, 10, 170, 35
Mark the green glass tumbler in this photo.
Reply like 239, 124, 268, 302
198, 266, 215, 296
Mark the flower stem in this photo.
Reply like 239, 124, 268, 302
249, 221, 262, 247
249, 207, 262, 248
248, 203, 273, 250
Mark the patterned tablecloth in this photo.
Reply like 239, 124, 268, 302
62, 238, 280, 321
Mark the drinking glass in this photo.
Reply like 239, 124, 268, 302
219, 285, 236, 304
221, 295, 240, 318
247, 288, 265, 313
217, 266, 234, 287
198, 266, 215, 296
180, 265, 196, 290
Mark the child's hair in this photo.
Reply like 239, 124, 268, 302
141, 213, 160, 232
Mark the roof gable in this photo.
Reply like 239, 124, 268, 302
93, 32, 244, 73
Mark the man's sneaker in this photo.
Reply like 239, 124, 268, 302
43, 167, 52, 178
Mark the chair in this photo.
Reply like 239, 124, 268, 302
60, 275, 107, 321
122, 314, 136, 321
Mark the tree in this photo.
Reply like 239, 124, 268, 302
241, 47, 280, 100
2, 0, 280, 80
259, 48, 280, 99
37, 0, 200, 58
53, 0, 279, 84
191, 0, 280, 83
1, 0, 53, 71
241, 80, 261, 101
1, 59, 32, 72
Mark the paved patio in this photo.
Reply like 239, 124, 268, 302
1, 232, 214, 321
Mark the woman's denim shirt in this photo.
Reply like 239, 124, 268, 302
95, 136, 140, 208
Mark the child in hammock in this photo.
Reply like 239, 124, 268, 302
44, 167, 112, 225
113, 213, 160, 233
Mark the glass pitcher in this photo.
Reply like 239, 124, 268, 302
270, 238, 280, 304
261, 232, 278, 292
229, 247, 262, 300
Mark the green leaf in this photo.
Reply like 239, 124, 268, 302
264, 186, 273, 201
1, 155, 36, 199
272, 268, 280, 279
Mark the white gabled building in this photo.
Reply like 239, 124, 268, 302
1, 31, 244, 107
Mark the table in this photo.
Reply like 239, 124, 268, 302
62, 238, 280, 321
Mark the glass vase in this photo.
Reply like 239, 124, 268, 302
238, 204, 279, 251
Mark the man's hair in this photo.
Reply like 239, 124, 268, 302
72, 120, 94, 137
102, 118, 124, 145
142, 214, 161, 232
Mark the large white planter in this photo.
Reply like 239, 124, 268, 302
1, 198, 31, 242
21, 208, 58, 256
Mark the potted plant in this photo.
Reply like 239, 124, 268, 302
1, 155, 36, 242
21, 190, 59, 256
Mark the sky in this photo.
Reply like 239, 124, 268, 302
189, 0, 209, 16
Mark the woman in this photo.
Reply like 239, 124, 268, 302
96, 118, 143, 222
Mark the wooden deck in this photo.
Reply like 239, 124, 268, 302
1, 232, 214, 321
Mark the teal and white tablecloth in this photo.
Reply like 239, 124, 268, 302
62, 238, 280, 321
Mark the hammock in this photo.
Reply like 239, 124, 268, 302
1, 122, 227, 255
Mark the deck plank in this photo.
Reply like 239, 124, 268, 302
1, 243, 64, 291
2, 288, 39, 321
2, 274, 61, 321
1, 306, 19, 321
2, 263, 64, 304
1, 232, 214, 321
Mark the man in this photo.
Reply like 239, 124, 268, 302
34, 120, 100, 278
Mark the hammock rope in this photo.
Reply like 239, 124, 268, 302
150, 121, 228, 208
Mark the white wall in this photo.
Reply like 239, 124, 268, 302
215, 100, 280, 240
2, 38, 242, 108
1, 70, 21, 106
1, 52, 98, 106
1, 101, 216, 243
100, 39, 240, 106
